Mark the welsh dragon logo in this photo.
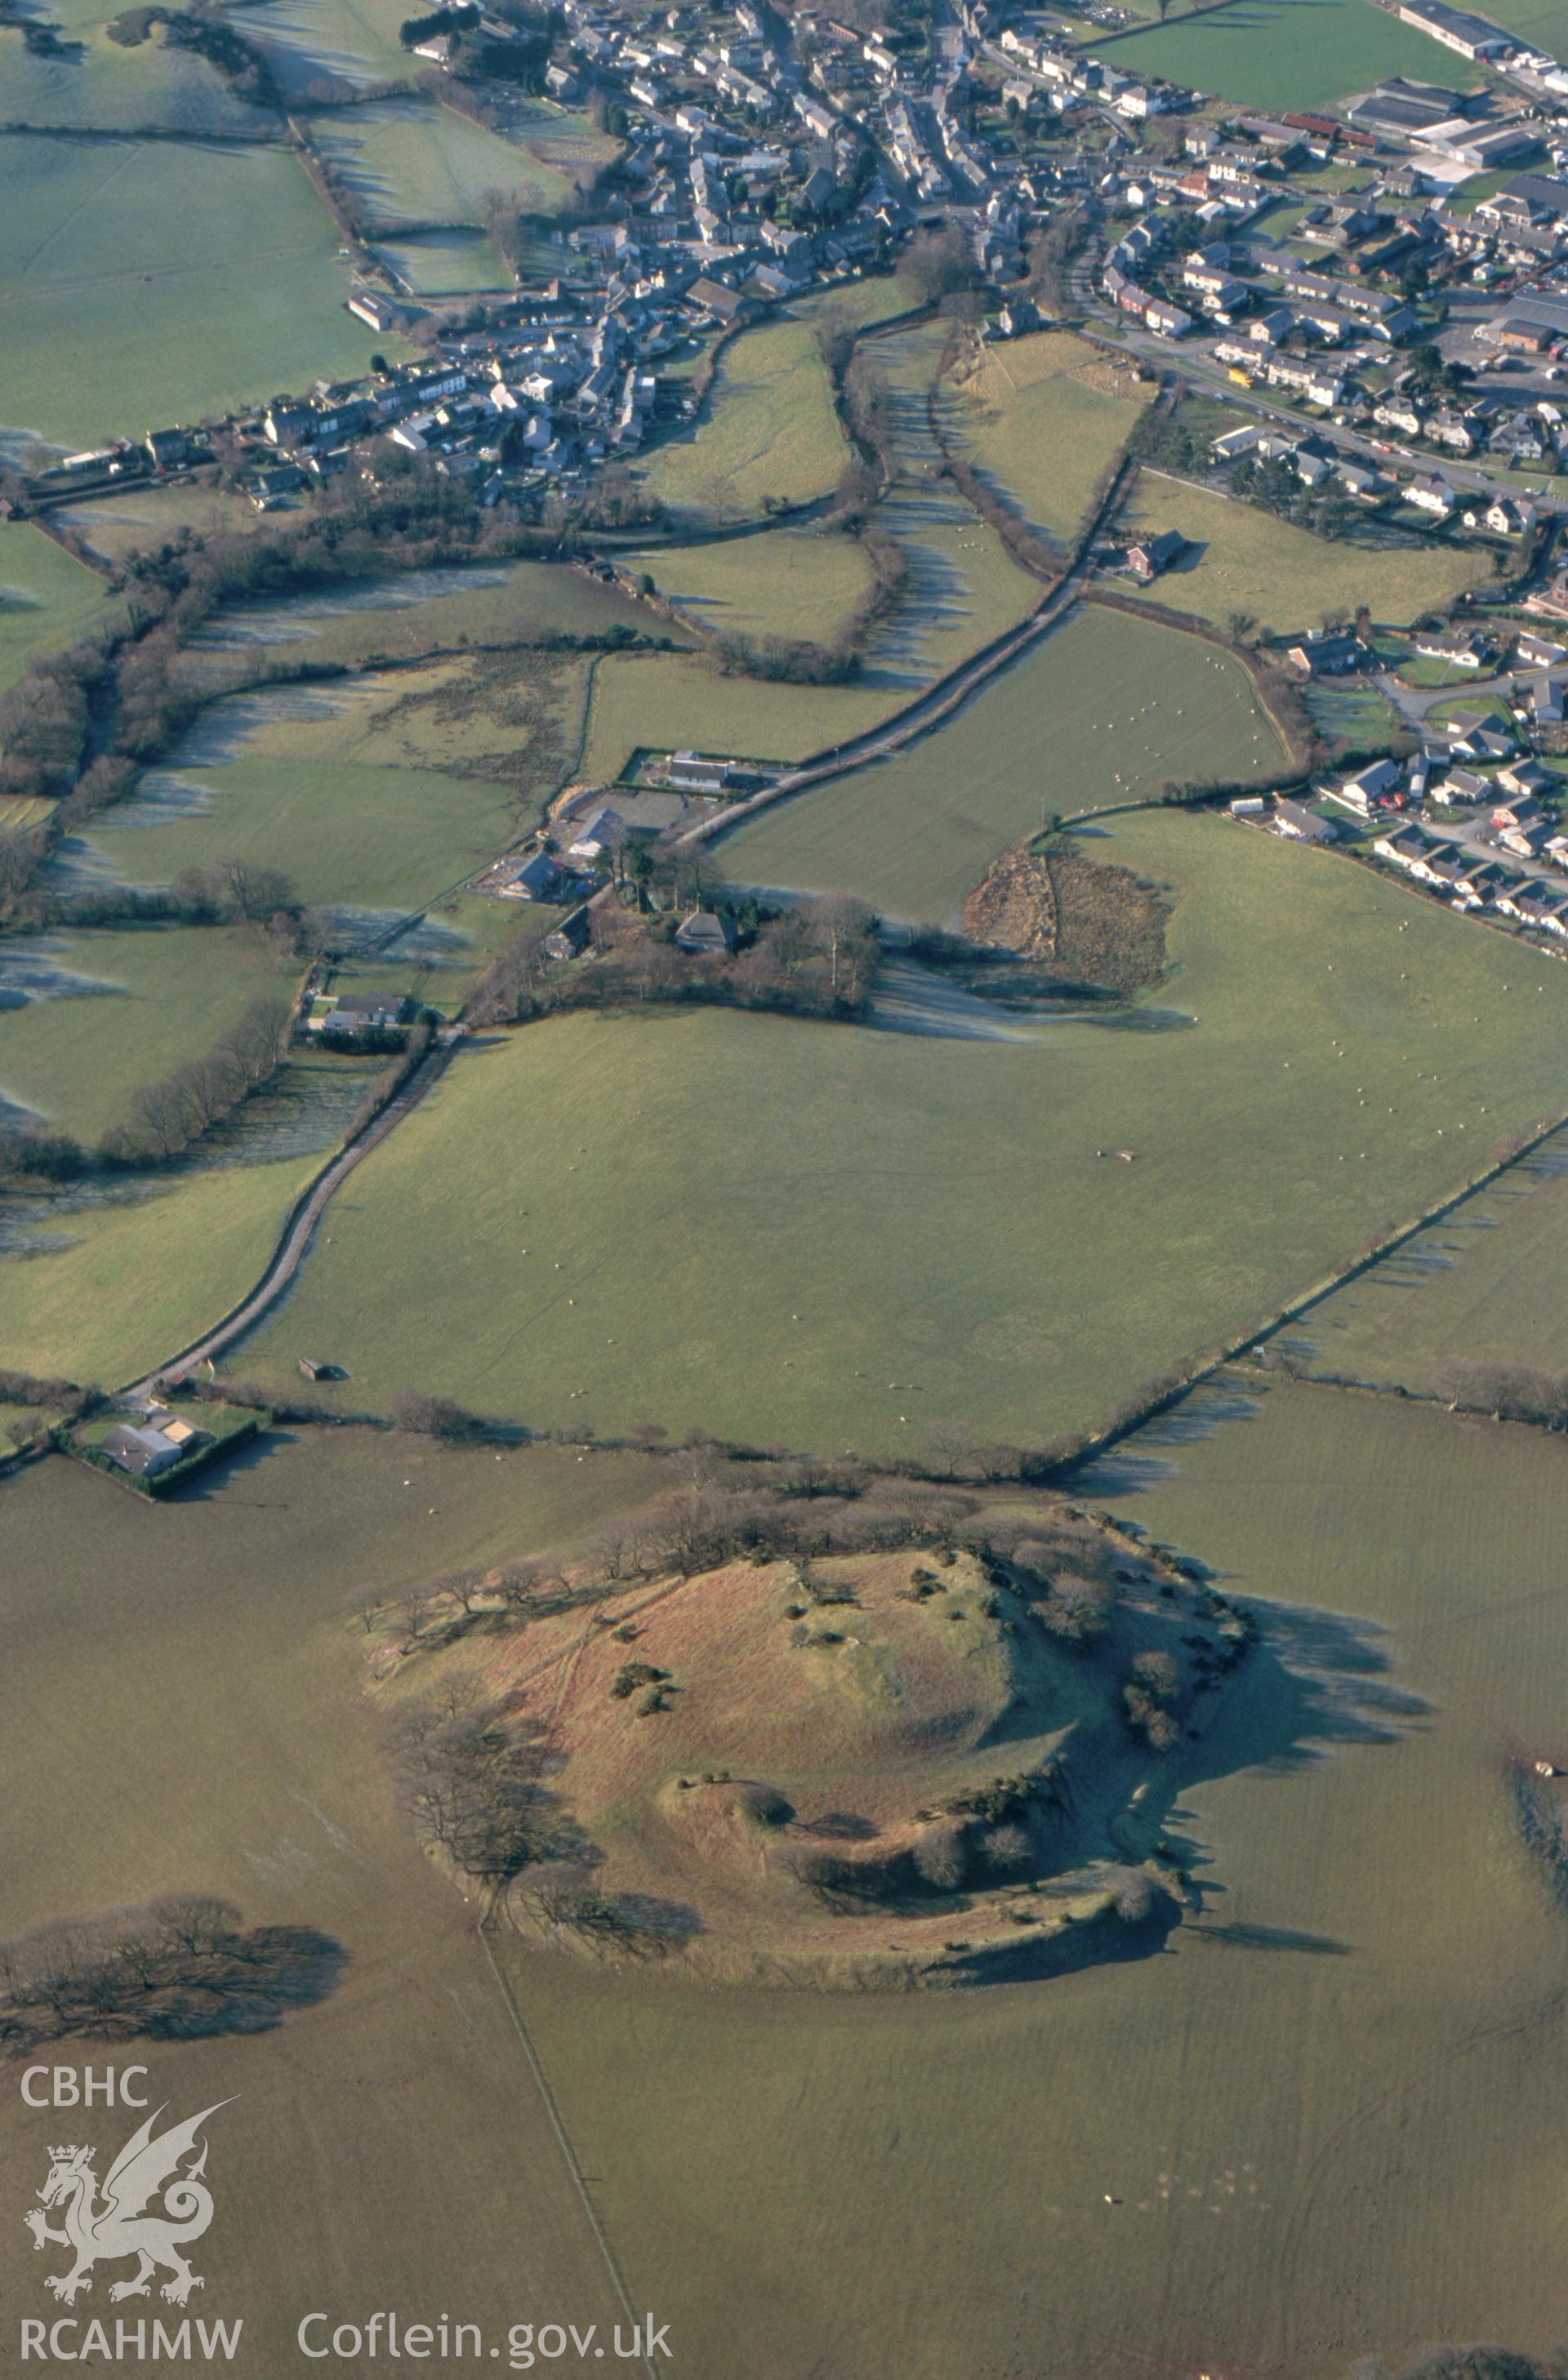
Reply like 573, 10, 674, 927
24, 2102, 230, 2308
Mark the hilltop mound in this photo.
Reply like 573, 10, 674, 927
367, 1476, 1258, 1989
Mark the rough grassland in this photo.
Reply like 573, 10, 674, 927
723, 604, 1286, 921
229, 810, 1568, 1457
0, 922, 291, 1140
640, 315, 848, 526
2, 1151, 320, 1385
949, 330, 1152, 550
520, 1384, 1568, 2380
0, 135, 391, 452
0, 1433, 663, 2364
1295, 1127, 1568, 1394
92, 756, 519, 912
1109, 0, 1476, 110
1126, 474, 1494, 632
0, 521, 109, 697
312, 96, 614, 226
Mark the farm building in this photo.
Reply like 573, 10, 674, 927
675, 910, 740, 955
545, 906, 592, 961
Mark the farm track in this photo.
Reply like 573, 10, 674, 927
122, 1025, 463, 1393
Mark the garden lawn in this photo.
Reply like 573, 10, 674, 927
640, 314, 848, 526
519, 1382, 1568, 2379
231, 807, 1568, 1457
0, 135, 393, 451
0, 922, 291, 1141
722, 603, 1285, 920
1125, 475, 1492, 632
1107, 0, 1480, 111
0, 521, 109, 697
948, 331, 1152, 551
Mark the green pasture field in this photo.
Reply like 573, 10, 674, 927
0, 520, 109, 697
799, 269, 921, 334
639, 314, 849, 527
313, 96, 610, 227
0, 135, 393, 452
1107, 0, 1477, 111
861, 500, 1042, 684
0, 921, 292, 1141
626, 526, 879, 646
948, 329, 1153, 550
722, 604, 1285, 920
186, 557, 658, 682
1294, 1125, 1568, 1394
0, 24, 276, 132
623, 503, 1040, 692
368, 227, 511, 296
56, 480, 265, 566
1467, 0, 1568, 45
0, 1430, 665, 2362
1125, 475, 1493, 632
227, 806, 1568, 1457
93, 756, 519, 912
521, 1381, 1568, 2379
2, 1149, 319, 1385
227, 0, 409, 91
576, 649, 904, 785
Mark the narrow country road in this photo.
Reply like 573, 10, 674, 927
123, 1027, 463, 1396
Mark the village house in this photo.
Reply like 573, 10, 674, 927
1406, 473, 1458, 518
1125, 530, 1187, 581
1287, 631, 1370, 677
1273, 799, 1341, 843
315, 992, 415, 1037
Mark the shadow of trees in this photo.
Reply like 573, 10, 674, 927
0, 1895, 346, 2055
